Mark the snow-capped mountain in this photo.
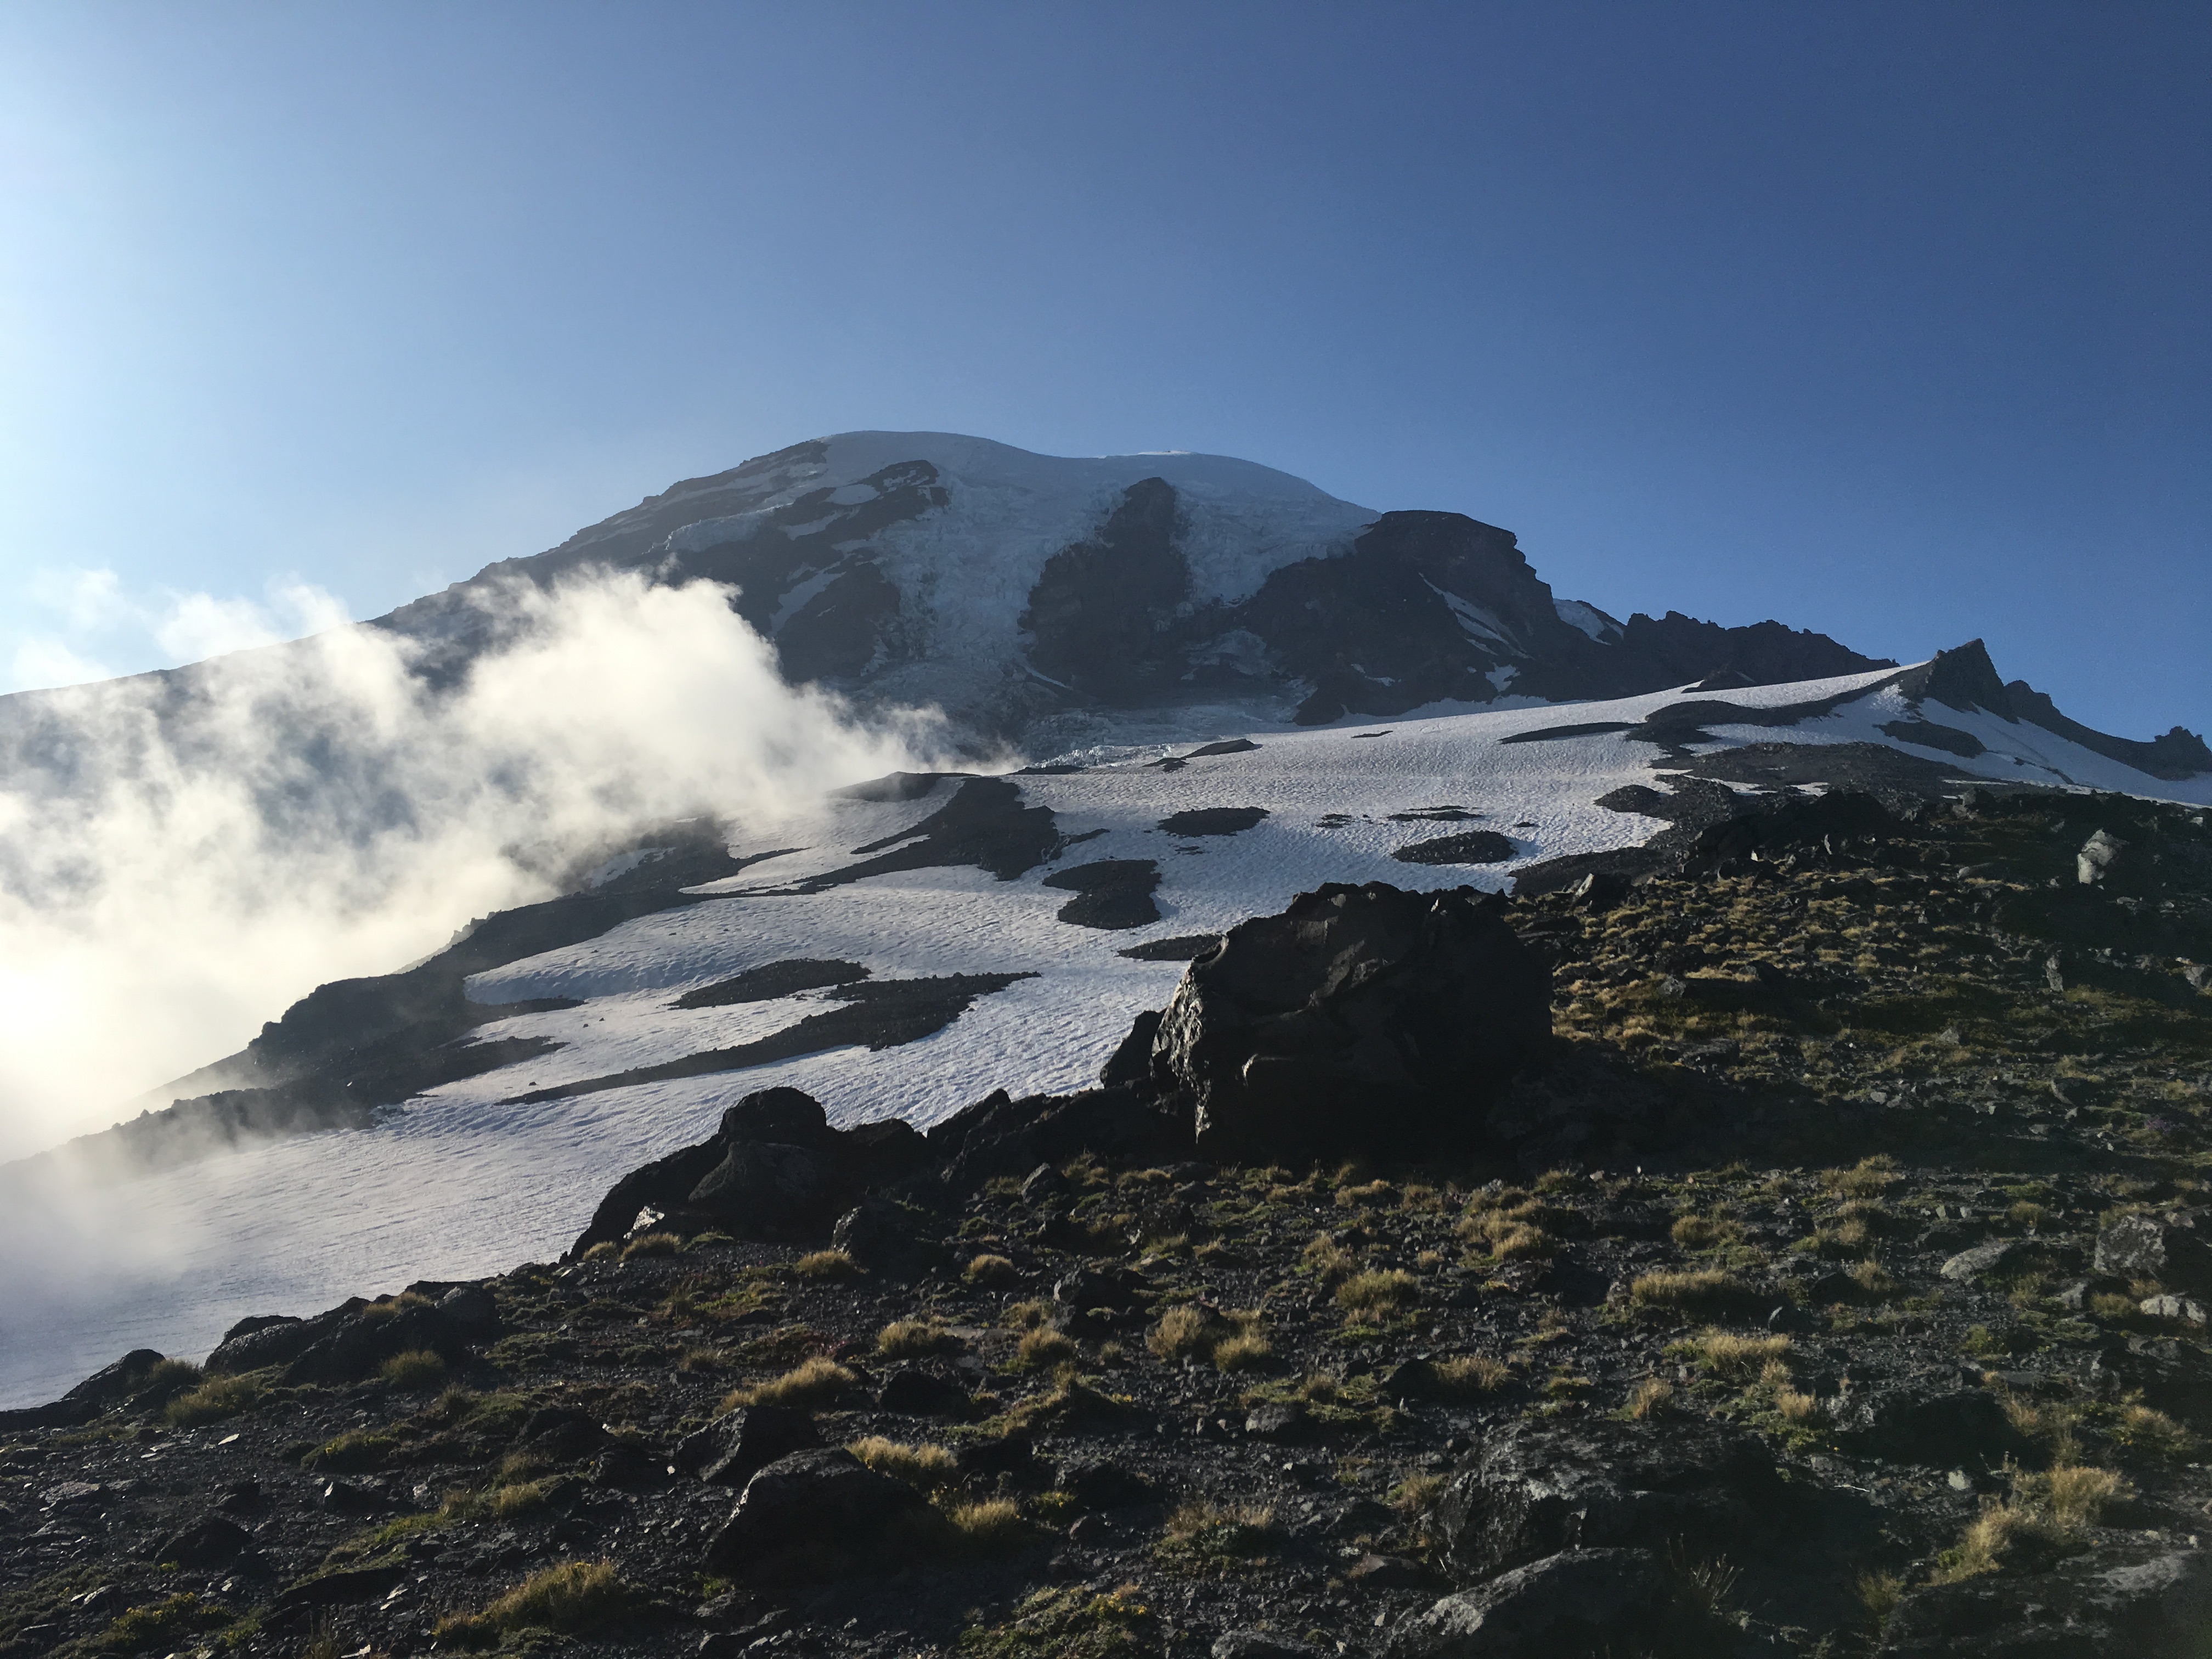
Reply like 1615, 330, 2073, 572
379, 432, 1898, 748
3, 432, 2210, 1407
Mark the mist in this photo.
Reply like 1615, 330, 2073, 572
0, 569, 946, 1162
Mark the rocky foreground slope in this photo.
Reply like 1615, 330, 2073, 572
4, 783, 2212, 1658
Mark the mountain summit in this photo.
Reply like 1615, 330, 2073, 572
379, 432, 1898, 747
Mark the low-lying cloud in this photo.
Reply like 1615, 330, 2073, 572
0, 569, 946, 1160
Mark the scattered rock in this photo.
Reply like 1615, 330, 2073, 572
1877, 1541, 2212, 1657
1939, 1238, 2036, 1282
2095, 1211, 2212, 1300
1144, 882, 1551, 1163
1434, 1417, 1784, 1581
673, 1406, 823, 1486
702, 1448, 929, 1579
1387, 1546, 1725, 1658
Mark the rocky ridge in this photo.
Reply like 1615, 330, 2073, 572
4, 785, 2212, 1657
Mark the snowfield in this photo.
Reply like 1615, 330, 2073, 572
2, 663, 2207, 1405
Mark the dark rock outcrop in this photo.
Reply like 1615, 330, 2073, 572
702, 1448, 929, 1579
1388, 1547, 1726, 1659
673, 1405, 823, 1486
1876, 1541, 2212, 1657
566, 1088, 931, 1254
1434, 1418, 1785, 1582
1139, 882, 1551, 1163
2095, 1212, 2212, 1301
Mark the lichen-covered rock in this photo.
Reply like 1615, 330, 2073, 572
1146, 881, 1551, 1163
1387, 1547, 1724, 1658
2095, 1211, 2212, 1300
1434, 1418, 1784, 1582
673, 1404, 823, 1486
702, 1448, 928, 1578
1877, 1542, 2212, 1657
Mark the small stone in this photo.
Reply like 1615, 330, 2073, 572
1244, 1401, 1314, 1443
2142, 1295, 2209, 1325
1939, 1238, 2032, 1282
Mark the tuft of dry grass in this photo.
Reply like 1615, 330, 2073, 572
1301, 1233, 1360, 1284
1819, 1156, 1901, 1199
1336, 1269, 1419, 1317
1430, 1354, 1512, 1398
165, 1373, 266, 1428
1147, 1305, 1217, 1363
378, 1349, 448, 1390
621, 1231, 683, 1260
2113, 1402, 2195, 1459
847, 1436, 957, 1489
1623, 1377, 1675, 1420
878, 1319, 957, 1358
793, 1250, 860, 1280
1775, 1388, 1821, 1425
1210, 1331, 1273, 1373
964, 1254, 1022, 1288
1015, 1328, 1079, 1370
431, 1560, 631, 1647
1686, 1329, 1792, 1381
580, 1240, 620, 1263
1388, 1472, 1443, 1517
2019, 1464, 2130, 1528
1932, 1501, 2070, 1582
720, 1357, 856, 1412
1670, 1213, 1742, 1251
944, 1497, 1034, 1554
1628, 1269, 1747, 1315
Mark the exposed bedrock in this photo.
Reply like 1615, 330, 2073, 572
1139, 881, 1553, 1165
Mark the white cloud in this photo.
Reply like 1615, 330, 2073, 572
0, 569, 946, 1156
9, 636, 112, 691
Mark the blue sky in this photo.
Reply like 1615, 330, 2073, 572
1, 1, 2205, 737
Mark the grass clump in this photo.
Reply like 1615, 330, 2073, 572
720, 1356, 856, 1412
1335, 1269, 1419, 1317
1628, 1269, 1750, 1317
965, 1254, 1022, 1288
847, 1436, 957, 1489
2016, 1464, 2130, 1528
879, 1318, 958, 1358
1015, 1328, 1079, 1370
952, 1584, 1156, 1658
793, 1249, 860, 1280
133, 1357, 205, 1403
1819, 1156, 1901, 1199
301, 1428, 397, 1473
378, 1348, 448, 1390
1622, 1378, 1675, 1420
165, 1372, 267, 1428
579, 1240, 619, 1263
1671, 1212, 1743, 1251
2112, 1402, 2195, 1458
1155, 1499, 1278, 1569
944, 1497, 1035, 1555
620, 1231, 684, 1260
1681, 1328, 1792, 1381
94, 1591, 228, 1655
1932, 1501, 2074, 1582
432, 1560, 633, 1647
1429, 1354, 1511, 1398
1301, 1233, 1360, 1285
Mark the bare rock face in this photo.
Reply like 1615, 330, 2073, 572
1146, 882, 1550, 1163
2095, 1211, 2212, 1301
1876, 1541, 2212, 1657
1433, 1417, 1785, 1582
1388, 1547, 1726, 1659
702, 1448, 928, 1579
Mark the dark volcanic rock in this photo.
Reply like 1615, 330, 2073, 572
832, 1196, 945, 1276
154, 1513, 253, 1567
2095, 1211, 2212, 1300
1388, 1547, 1722, 1659
702, 1448, 929, 1578
1159, 806, 1269, 837
1434, 1417, 1784, 1581
1043, 859, 1163, 930
1145, 882, 1550, 1163
1876, 1542, 2212, 1657
674, 959, 871, 1008
568, 1088, 931, 1255
1831, 1382, 2027, 1466
878, 1365, 973, 1418
674, 1405, 823, 1486
1390, 830, 1515, 866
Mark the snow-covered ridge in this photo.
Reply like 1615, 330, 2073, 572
5, 653, 2207, 1407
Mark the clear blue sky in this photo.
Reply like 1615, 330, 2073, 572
2, 2, 2205, 738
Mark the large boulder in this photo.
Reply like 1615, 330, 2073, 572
2095, 1211, 2212, 1300
673, 1405, 823, 1485
1143, 882, 1550, 1163
1387, 1547, 1728, 1658
1876, 1542, 2212, 1657
565, 1087, 931, 1255
1831, 1382, 2028, 1466
1434, 1417, 1784, 1582
702, 1448, 929, 1579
